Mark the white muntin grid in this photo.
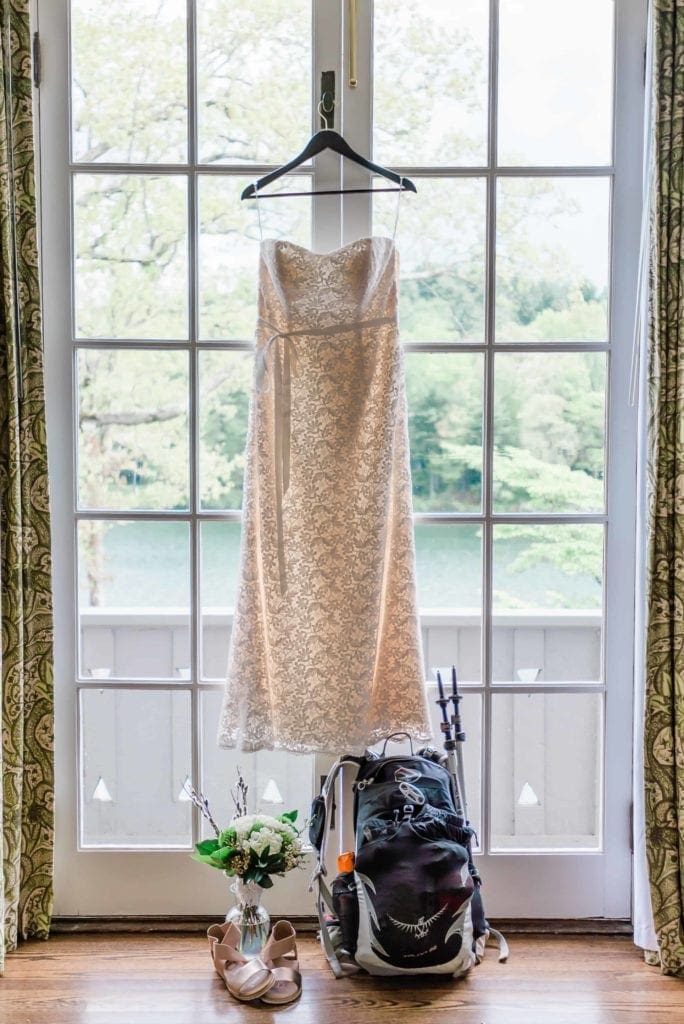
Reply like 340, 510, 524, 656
62, 0, 642, 864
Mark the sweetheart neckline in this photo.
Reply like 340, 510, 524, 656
261, 236, 396, 258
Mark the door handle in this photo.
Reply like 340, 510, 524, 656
349, 0, 358, 87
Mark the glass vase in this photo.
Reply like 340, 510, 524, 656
225, 878, 270, 957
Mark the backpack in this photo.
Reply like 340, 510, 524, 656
309, 734, 508, 978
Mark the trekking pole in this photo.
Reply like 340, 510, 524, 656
436, 669, 466, 821
449, 665, 469, 825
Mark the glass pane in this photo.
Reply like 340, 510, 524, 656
406, 353, 483, 512
493, 353, 606, 513
374, 178, 486, 342
498, 0, 613, 166
77, 349, 189, 510
71, 0, 187, 164
198, 175, 311, 340
492, 524, 603, 683
490, 692, 602, 850
199, 350, 251, 510
74, 175, 188, 340
78, 521, 190, 679
200, 690, 313, 838
373, 0, 488, 165
80, 688, 191, 847
496, 177, 610, 343
200, 521, 242, 679
416, 524, 482, 682
197, 0, 311, 164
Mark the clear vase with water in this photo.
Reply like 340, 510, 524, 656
225, 878, 270, 957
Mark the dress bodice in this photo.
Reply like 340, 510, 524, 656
257, 236, 399, 333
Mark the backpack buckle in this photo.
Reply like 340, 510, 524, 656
398, 780, 426, 805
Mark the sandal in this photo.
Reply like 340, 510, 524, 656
209, 921, 275, 1002
259, 921, 302, 1005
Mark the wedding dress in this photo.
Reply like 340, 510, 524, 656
218, 197, 431, 753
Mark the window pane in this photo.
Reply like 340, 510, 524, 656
416, 524, 482, 683
71, 0, 187, 164
493, 353, 606, 513
200, 690, 313, 838
198, 175, 311, 340
496, 177, 610, 342
498, 0, 613, 166
406, 353, 483, 512
74, 175, 188, 340
78, 521, 190, 679
490, 692, 602, 850
80, 688, 192, 847
492, 524, 603, 684
199, 351, 251, 510
374, 178, 486, 342
77, 349, 189, 510
200, 521, 242, 680
197, 0, 311, 164
373, 0, 488, 166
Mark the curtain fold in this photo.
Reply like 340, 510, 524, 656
0, 0, 54, 972
645, 0, 684, 977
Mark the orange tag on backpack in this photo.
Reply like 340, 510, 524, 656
337, 851, 355, 873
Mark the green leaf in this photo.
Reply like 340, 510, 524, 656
195, 838, 220, 856
281, 810, 298, 823
214, 846, 237, 863
191, 853, 223, 868
260, 874, 274, 889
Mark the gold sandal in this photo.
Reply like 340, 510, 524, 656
259, 921, 302, 1006
209, 921, 275, 1002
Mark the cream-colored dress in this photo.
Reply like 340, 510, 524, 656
217, 235, 431, 753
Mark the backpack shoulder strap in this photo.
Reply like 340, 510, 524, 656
310, 755, 362, 882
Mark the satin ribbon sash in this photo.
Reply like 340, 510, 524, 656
255, 315, 397, 594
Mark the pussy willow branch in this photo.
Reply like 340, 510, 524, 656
183, 780, 221, 837
231, 767, 249, 818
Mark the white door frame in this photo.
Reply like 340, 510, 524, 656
37, 0, 645, 918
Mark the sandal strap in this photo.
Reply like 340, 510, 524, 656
220, 956, 271, 997
214, 941, 249, 966
263, 935, 297, 962
270, 964, 301, 986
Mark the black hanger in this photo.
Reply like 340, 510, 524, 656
240, 129, 417, 200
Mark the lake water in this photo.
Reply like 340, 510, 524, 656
79, 521, 602, 611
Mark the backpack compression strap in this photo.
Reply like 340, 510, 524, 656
474, 926, 509, 964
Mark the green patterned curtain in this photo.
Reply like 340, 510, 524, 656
645, 0, 684, 978
0, 0, 54, 972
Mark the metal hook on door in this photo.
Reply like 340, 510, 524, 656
319, 70, 335, 130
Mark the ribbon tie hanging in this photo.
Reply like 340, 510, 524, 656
255, 315, 396, 595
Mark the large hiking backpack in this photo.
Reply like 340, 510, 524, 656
309, 736, 507, 978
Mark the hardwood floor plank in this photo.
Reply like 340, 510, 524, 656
1, 933, 681, 1024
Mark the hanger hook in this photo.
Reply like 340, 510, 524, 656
318, 96, 334, 130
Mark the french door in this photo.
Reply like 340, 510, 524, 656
38, 0, 645, 918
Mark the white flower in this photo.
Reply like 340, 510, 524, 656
248, 828, 282, 858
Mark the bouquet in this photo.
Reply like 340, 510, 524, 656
184, 771, 307, 888
192, 810, 307, 888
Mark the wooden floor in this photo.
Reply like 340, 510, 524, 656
1, 932, 682, 1024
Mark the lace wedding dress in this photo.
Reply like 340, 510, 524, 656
217, 229, 431, 753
